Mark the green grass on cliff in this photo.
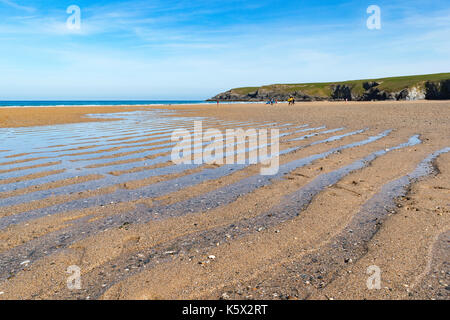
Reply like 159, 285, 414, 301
228, 73, 450, 98
232, 87, 261, 95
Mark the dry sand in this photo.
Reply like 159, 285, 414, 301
0, 100, 449, 300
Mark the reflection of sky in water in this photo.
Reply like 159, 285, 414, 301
0, 110, 267, 190
0, 109, 207, 155
0, 128, 398, 230
1, 109, 414, 232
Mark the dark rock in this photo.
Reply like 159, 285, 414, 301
396, 89, 409, 100
360, 87, 390, 101
331, 85, 353, 101
363, 81, 379, 90
425, 80, 450, 100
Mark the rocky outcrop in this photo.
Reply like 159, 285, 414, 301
331, 85, 353, 101
209, 76, 450, 102
404, 87, 426, 100
360, 86, 392, 101
425, 80, 450, 100
211, 90, 247, 101
362, 81, 380, 90
211, 89, 325, 102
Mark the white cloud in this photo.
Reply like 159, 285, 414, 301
0, 0, 35, 12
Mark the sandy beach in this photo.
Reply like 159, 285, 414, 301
0, 106, 153, 128
0, 100, 449, 300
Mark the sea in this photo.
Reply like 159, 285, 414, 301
0, 100, 215, 107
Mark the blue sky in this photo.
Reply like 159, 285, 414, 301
0, 0, 449, 100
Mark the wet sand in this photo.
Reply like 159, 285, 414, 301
0, 101, 449, 300
0, 106, 153, 128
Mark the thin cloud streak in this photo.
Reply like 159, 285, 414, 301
0, 0, 35, 12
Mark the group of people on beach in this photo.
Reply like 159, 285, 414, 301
288, 97, 295, 105
216, 97, 295, 106
264, 97, 295, 106
266, 98, 278, 105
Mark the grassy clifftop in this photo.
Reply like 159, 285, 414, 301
211, 73, 450, 101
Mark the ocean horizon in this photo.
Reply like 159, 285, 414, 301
0, 100, 215, 107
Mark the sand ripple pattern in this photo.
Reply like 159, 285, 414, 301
0, 108, 448, 300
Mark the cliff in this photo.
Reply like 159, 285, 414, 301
209, 73, 450, 102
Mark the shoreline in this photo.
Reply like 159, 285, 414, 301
1, 99, 449, 128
